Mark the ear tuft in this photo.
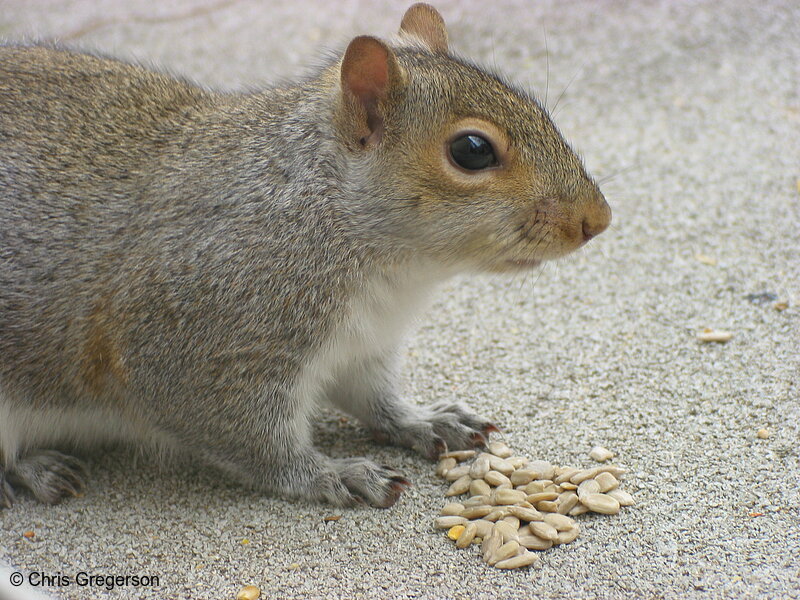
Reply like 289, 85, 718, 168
399, 3, 448, 53
341, 36, 391, 109
340, 36, 401, 148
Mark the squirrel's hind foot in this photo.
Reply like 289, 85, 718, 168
4, 450, 87, 506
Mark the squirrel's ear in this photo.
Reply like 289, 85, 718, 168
398, 3, 448, 53
340, 35, 402, 149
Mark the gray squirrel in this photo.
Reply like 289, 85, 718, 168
0, 4, 610, 508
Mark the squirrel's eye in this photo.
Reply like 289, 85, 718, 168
449, 134, 498, 171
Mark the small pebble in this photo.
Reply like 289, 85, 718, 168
757, 428, 770, 439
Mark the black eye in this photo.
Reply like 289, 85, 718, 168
449, 134, 498, 171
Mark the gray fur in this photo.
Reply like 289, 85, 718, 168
0, 9, 608, 508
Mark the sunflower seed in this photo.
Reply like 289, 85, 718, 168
495, 549, 537, 569
461, 505, 493, 520
557, 491, 580, 515
527, 460, 555, 481
484, 508, 509, 522
473, 519, 494, 539
488, 540, 520, 566
434, 516, 467, 529
555, 526, 580, 545
569, 503, 590, 516
524, 480, 553, 494
482, 529, 503, 563
488, 441, 513, 458
488, 456, 515, 476
508, 505, 543, 522
577, 478, 601, 499
445, 475, 471, 496
440, 502, 465, 516
589, 446, 614, 462
526, 491, 559, 503
493, 520, 519, 543
455, 521, 477, 548
698, 329, 733, 343
595, 472, 619, 493
581, 493, 621, 515
463, 494, 493, 507
518, 534, 554, 551
469, 478, 492, 497
554, 467, 580, 484
508, 456, 529, 469
528, 521, 559, 541
570, 467, 602, 484
467, 454, 488, 478
535, 500, 559, 512
494, 488, 527, 505
444, 465, 471, 482
440, 450, 477, 461
543, 513, 575, 531
436, 457, 456, 478
484, 470, 512, 487
606, 488, 635, 506
510, 469, 537, 486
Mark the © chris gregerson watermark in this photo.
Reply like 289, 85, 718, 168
9, 571, 160, 591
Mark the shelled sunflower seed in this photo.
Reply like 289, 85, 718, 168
434, 441, 635, 570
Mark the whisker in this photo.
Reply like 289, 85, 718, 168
596, 164, 641, 185
543, 24, 550, 110
552, 63, 585, 117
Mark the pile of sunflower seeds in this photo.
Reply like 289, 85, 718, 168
434, 442, 634, 569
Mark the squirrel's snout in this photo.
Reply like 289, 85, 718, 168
581, 193, 612, 241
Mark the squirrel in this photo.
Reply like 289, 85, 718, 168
0, 4, 610, 508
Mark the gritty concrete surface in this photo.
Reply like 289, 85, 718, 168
0, 1, 798, 599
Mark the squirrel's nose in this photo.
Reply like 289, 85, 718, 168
581, 192, 612, 241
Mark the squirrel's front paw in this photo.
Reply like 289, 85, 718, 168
376, 401, 500, 461
323, 458, 410, 508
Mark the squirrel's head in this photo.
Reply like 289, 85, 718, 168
333, 3, 611, 273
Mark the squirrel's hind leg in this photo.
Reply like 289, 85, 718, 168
5, 450, 87, 505
0, 466, 16, 508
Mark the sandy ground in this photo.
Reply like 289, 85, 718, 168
1, 1, 798, 599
